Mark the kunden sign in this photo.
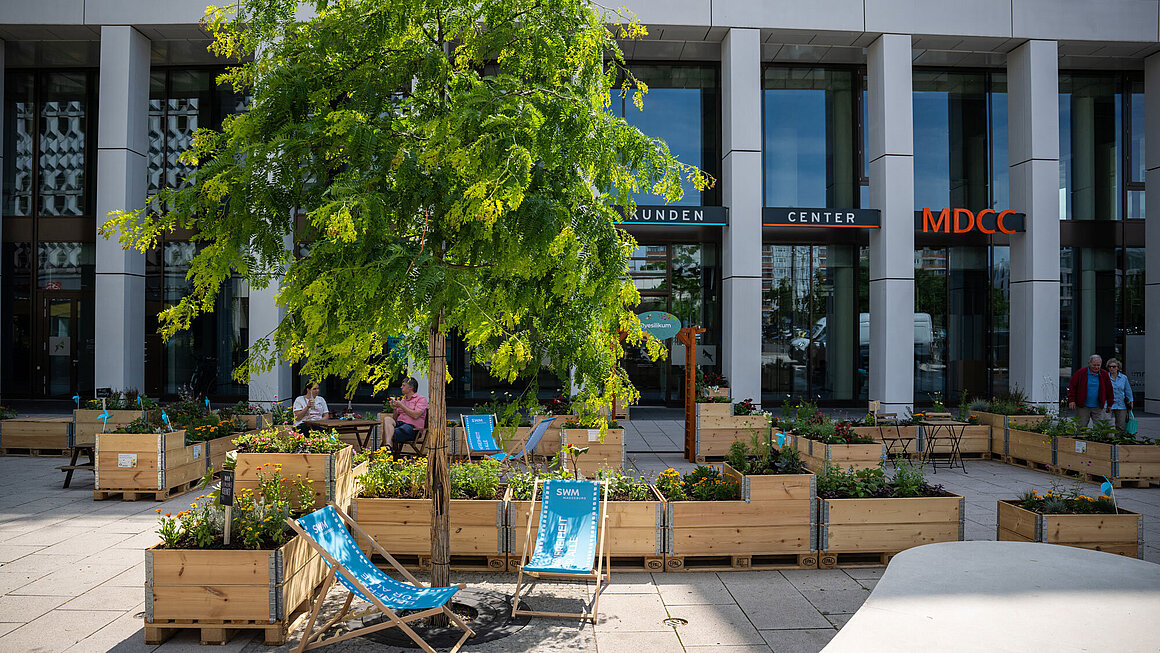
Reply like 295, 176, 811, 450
617, 205, 728, 226
915, 208, 1026, 234
763, 207, 880, 228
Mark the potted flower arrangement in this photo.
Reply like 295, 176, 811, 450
559, 413, 623, 477
74, 389, 158, 447
352, 450, 508, 570
815, 461, 964, 568
970, 389, 1048, 430
218, 400, 267, 430
692, 397, 772, 463
506, 467, 665, 571
997, 483, 1141, 558
695, 366, 730, 400
671, 437, 818, 570
144, 467, 326, 646
232, 427, 355, 510
783, 403, 884, 472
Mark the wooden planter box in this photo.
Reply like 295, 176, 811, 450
508, 486, 665, 571
95, 430, 206, 500
701, 387, 730, 400
918, 425, 992, 457
233, 414, 262, 430
1053, 437, 1160, 487
144, 533, 327, 646
665, 464, 816, 571
694, 405, 770, 463
351, 495, 507, 571
1002, 428, 1055, 469
818, 493, 964, 568
791, 434, 886, 473
234, 446, 356, 511
972, 411, 1046, 431
560, 428, 625, 477
0, 417, 73, 455
205, 433, 244, 474
73, 409, 145, 447
996, 500, 1142, 558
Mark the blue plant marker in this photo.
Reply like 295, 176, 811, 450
1100, 478, 1114, 495
777, 432, 786, 448
205, 397, 210, 409
73, 394, 80, 408
162, 410, 170, 425
138, 395, 143, 408
98, 410, 110, 425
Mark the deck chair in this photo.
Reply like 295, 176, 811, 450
287, 505, 475, 653
511, 479, 610, 622
460, 413, 507, 460
504, 416, 557, 466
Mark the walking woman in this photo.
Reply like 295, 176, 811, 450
1105, 358, 1135, 431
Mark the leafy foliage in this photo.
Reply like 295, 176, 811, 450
1017, 482, 1117, 515
654, 465, 740, 501
726, 435, 807, 476
100, 0, 710, 411
593, 468, 654, 501
816, 463, 949, 499
232, 427, 347, 453
359, 454, 503, 499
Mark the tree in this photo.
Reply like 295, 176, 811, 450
102, 0, 709, 597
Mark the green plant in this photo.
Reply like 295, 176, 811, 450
1017, 481, 1116, 515
727, 435, 806, 476
862, 412, 876, 426
474, 391, 539, 427
508, 467, 573, 500
593, 469, 653, 501
695, 395, 731, 404
654, 468, 687, 501
732, 398, 758, 416
0, 406, 16, 420
930, 392, 946, 413
816, 465, 889, 498
890, 458, 926, 498
156, 466, 313, 550
232, 427, 347, 454
113, 415, 166, 434
956, 391, 971, 422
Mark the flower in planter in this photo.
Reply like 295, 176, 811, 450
1017, 482, 1117, 515
733, 398, 758, 416
654, 466, 739, 501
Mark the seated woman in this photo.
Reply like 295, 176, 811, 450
382, 378, 427, 455
293, 382, 331, 432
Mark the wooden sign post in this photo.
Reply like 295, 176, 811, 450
676, 326, 705, 463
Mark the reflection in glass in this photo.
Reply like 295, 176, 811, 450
763, 68, 857, 207
913, 72, 989, 212
990, 246, 1010, 395
914, 248, 947, 400
609, 65, 718, 207
1059, 74, 1121, 220
761, 244, 860, 404
38, 73, 89, 216
3, 72, 34, 216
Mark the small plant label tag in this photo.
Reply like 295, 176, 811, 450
587, 429, 600, 442
1075, 440, 1087, 454
118, 453, 137, 468
192, 444, 202, 459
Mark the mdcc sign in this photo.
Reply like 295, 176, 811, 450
916, 208, 1026, 234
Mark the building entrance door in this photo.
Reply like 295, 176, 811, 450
38, 291, 82, 398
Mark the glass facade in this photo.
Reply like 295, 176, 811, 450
2, 70, 98, 398
143, 68, 250, 399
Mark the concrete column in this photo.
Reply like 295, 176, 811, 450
94, 27, 149, 393
867, 34, 915, 414
1008, 40, 1061, 411
720, 28, 763, 406
1144, 54, 1160, 413
0, 41, 5, 353
248, 235, 293, 406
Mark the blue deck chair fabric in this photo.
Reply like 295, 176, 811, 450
295, 506, 458, 611
507, 416, 556, 462
461, 414, 505, 460
524, 479, 601, 575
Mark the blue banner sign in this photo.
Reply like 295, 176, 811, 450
637, 311, 681, 340
461, 414, 500, 453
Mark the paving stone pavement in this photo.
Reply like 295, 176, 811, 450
0, 431, 1157, 652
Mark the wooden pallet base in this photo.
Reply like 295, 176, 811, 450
144, 575, 324, 646
818, 552, 894, 569
372, 552, 508, 572
1052, 467, 1159, 489
508, 555, 665, 573
1002, 455, 1054, 473
665, 553, 817, 572
93, 478, 200, 502
1, 447, 70, 457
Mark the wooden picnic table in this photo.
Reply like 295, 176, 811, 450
310, 418, 380, 452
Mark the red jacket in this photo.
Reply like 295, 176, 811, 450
1067, 367, 1113, 410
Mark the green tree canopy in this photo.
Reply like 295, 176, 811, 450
103, 0, 710, 408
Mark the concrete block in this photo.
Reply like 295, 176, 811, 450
1013, 0, 1159, 42
97, 27, 150, 157
865, 0, 1012, 37
712, 0, 865, 31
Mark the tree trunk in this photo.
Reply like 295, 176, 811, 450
427, 314, 450, 626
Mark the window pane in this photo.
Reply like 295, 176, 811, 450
915, 247, 946, 400
3, 72, 35, 216
990, 74, 1009, 209
1059, 74, 1121, 220
38, 72, 89, 216
763, 68, 856, 207
1130, 83, 1145, 183
913, 72, 989, 212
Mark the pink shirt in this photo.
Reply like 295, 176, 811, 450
395, 394, 428, 429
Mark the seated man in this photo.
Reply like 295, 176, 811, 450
383, 377, 427, 455
293, 382, 330, 433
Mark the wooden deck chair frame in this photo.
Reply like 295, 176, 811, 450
387, 409, 428, 456
501, 416, 557, 469
510, 478, 610, 622
460, 413, 505, 460
286, 504, 475, 653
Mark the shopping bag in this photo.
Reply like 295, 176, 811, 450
1126, 410, 1138, 435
